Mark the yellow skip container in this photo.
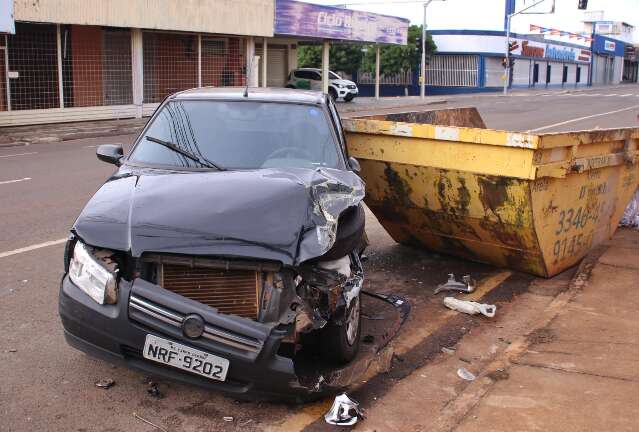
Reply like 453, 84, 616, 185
343, 108, 639, 277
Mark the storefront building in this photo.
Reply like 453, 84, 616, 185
428, 30, 592, 94
590, 35, 626, 85
623, 44, 638, 83
0, 0, 273, 126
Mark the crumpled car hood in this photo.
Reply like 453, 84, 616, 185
73, 166, 364, 265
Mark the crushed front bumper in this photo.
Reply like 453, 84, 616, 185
59, 275, 309, 401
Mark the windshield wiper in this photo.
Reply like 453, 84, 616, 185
145, 135, 225, 170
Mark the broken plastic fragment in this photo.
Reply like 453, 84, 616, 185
443, 297, 496, 318
324, 393, 364, 426
457, 367, 476, 381
434, 273, 476, 294
95, 378, 115, 389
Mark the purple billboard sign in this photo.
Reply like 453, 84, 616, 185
275, 0, 409, 45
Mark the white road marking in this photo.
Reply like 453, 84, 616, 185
0, 238, 67, 259
607, 93, 617, 96
619, 94, 632, 97
0, 152, 38, 159
530, 103, 639, 132
0, 177, 32, 185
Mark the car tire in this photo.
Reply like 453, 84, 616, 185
328, 88, 338, 101
344, 94, 355, 102
320, 294, 361, 364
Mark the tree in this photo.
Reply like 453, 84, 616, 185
361, 25, 436, 74
297, 44, 364, 75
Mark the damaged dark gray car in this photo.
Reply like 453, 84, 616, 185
59, 88, 367, 400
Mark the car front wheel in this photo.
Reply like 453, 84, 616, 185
344, 94, 355, 102
320, 294, 361, 364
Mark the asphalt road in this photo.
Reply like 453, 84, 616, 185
1, 85, 638, 431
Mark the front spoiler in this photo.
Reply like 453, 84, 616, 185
59, 276, 409, 401
59, 275, 310, 401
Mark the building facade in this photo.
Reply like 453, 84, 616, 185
428, 30, 592, 93
1, 0, 273, 126
590, 34, 626, 85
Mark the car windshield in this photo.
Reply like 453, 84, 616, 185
129, 100, 341, 170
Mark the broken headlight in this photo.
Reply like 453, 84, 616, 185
68, 241, 118, 305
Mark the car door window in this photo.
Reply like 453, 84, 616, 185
327, 99, 346, 155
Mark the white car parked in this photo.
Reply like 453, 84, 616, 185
286, 68, 359, 102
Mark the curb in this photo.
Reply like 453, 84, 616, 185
1, 99, 448, 147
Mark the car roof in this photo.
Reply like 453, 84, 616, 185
171, 87, 325, 104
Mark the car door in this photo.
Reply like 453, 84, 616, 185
309, 71, 323, 91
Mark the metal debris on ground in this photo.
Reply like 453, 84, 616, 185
434, 274, 476, 294
146, 382, 163, 398
621, 189, 639, 229
441, 347, 456, 355
443, 297, 496, 318
8, 348, 17, 353
324, 393, 364, 426
223, 416, 234, 422
94, 379, 115, 389
457, 367, 476, 381
133, 412, 167, 432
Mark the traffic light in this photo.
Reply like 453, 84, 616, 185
502, 57, 508, 68
415, 36, 422, 53
577, 0, 588, 10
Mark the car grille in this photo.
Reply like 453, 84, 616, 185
128, 295, 264, 353
161, 264, 260, 320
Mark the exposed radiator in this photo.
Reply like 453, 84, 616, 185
160, 264, 260, 320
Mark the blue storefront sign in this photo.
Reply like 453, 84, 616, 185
1, 0, 15, 34
592, 35, 625, 56
275, 0, 408, 45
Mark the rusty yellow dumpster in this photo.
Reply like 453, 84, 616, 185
343, 108, 639, 277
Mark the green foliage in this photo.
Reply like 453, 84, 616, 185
296, 25, 437, 75
297, 44, 364, 75
362, 25, 436, 74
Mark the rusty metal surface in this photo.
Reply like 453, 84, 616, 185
358, 107, 487, 129
344, 110, 639, 277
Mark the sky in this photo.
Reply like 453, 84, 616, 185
302, 0, 639, 42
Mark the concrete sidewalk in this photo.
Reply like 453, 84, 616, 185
0, 95, 447, 148
356, 229, 639, 432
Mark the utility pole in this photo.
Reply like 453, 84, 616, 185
503, 0, 554, 95
421, 0, 446, 99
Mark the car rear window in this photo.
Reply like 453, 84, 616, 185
129, 100, 341, 170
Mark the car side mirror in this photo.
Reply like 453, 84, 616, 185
348, 156, 361, 174
96, 144, 123, 166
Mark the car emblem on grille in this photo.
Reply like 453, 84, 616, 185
182, 314, 205, 339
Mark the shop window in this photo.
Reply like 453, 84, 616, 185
61, 26, 133, 108
7, 23, 59, 110
143, 32, 198, 104
0, 45, 6, 111
202, 37, 244, 87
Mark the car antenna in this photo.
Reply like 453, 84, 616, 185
244, 55, 253, 98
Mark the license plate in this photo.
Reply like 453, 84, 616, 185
142, 334, 229, 382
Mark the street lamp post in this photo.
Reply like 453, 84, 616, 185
421, 0, 445, 99
503, 0, 553, 95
